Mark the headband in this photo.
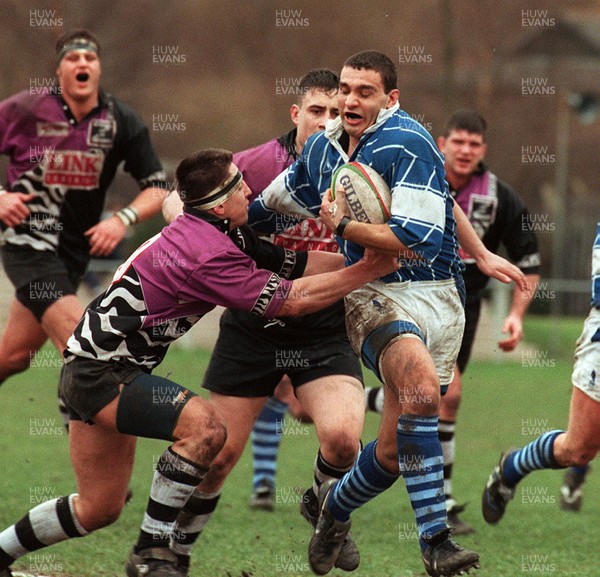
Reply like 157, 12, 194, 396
183, 170, 243, 211
57, 38, 99, 63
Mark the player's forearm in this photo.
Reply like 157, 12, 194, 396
453, 201, 486, 259
278, 255, 396, 317
163, 190, 184, 223
342, 220, 420, 257
129, 186, 170, 222
510, 273, 540, 319
302, 251, 346, 276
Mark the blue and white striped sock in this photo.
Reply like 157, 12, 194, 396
251, 397, 288, 489
328, 440, 400, 522
502, 430, 563, 486
397, 414, 446, 551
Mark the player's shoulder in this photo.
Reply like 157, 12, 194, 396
234, 137, 280, 165
0, 89, 48, 113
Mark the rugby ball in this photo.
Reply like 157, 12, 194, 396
330, 162, 391, 224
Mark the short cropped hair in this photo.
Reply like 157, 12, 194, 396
343, 50, 397, 93
299, 68, 339, 97
176, 149, 233, 205
443, 109, 487, 138
55, 29, 101, 58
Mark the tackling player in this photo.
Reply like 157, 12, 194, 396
0, 148, 399, 577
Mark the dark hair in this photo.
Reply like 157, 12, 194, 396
443, 109, 487, 138
298, 68, 339, 100
55, 29, 101, 57
343, 50, 397, 93
176, 149, 233, 205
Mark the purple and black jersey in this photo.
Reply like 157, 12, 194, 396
0, 89, 166, 269
450, 163, 540, 295
65, 210, 300, 370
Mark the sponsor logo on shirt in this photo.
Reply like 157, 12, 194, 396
36, 121, 70, 137
87, 119, 116, 147
42, 149, 104, 189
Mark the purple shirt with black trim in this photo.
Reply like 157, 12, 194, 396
65, 211, 292, 370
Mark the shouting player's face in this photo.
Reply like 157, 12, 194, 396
56, 49, 101, 105
338, 66, 399, 147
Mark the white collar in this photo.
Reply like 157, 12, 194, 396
325, 102, 400, 142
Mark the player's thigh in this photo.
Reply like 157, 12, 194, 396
0, 297, 47, 367
380, 336, 441, 414
274, 376, 311, 422
439, 366, 462, 420
296, 375, 364, 441
209, 392, 269, 460
40, 294, 85, 352
69, 399, 136, 530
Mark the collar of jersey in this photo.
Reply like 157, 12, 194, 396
324, 102, 399, 142
183, 204, 230, 233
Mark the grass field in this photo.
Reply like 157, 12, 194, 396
0, 315, 598, 577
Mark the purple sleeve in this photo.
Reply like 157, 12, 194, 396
179, 243, 292, 318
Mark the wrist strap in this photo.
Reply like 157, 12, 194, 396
114, 206, 139, 227
336, 216, 352, 238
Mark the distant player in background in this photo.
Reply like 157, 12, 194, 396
482, 222, 600, 525
0, 29, 168, 408
364, 109, 541, 534
233, 69, 344, 512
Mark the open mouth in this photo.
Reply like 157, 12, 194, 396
76, 72, 89, 82
345, 112, 362, 120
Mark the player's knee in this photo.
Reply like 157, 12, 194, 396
567, 447, 597, 468
204, 442, 242, 483
320, 430, 360, 465
77, 499, 124, 531
177, 399, 227, 465
399, 379, 440, 415
0, 347, 34, 376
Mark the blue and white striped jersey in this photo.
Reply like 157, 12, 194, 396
248, 104, 463, 283
593, 222, 600, 308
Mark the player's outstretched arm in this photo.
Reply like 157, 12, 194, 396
453, 201, 526, 290
278, 249, 399, 317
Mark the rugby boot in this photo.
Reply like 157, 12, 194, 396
559, 467, 589, 512
301, 485, 359, 572
421, 528, 480, 577
482, 450, 516, 524
126, 547, 186, 577
249, 478, 275, 511
308, 480, 355, 575
446, 499, 475, 535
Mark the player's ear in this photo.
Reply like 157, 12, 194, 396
290, 103, 300, 126
211, 204, 226, 217
437, 136, 446, 151
480, 142, 488, 158
386, 89, 400, 108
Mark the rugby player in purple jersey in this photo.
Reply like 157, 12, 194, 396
0, 30, 168, 413
0, 148, 399, 577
